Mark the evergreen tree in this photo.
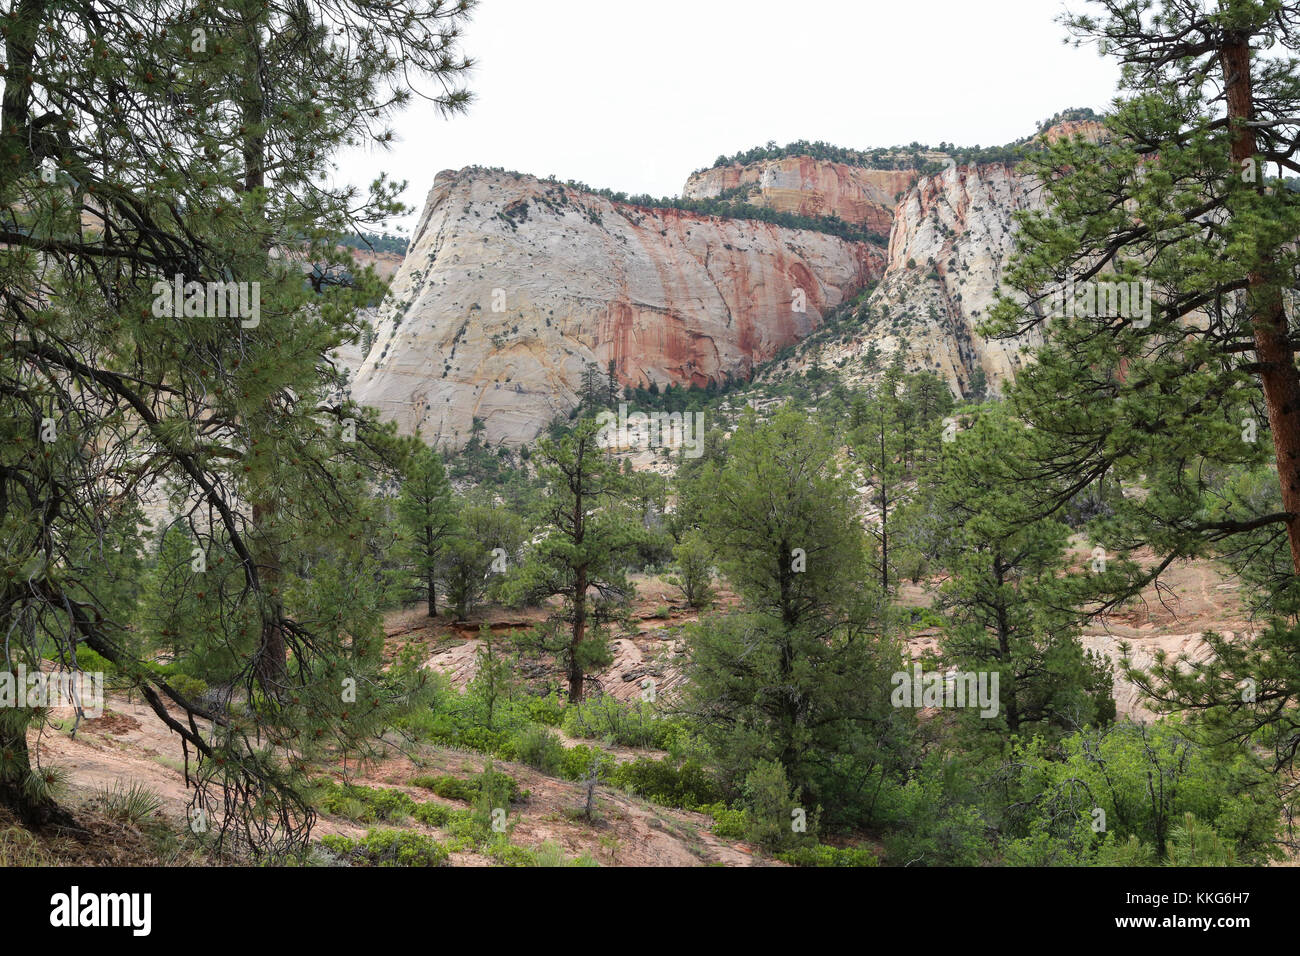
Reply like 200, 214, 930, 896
0, 0, 474, 843
396, 444, 457, 617
702, 406, 869, 626
986, 1, 1300, 590
440, 498, 526, 620
983, 0, 1300, 785
920, 405, 1115, 743
687, 407, 911, 820
507, 419, 636, 701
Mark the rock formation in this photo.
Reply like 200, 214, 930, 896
758, 161, 1045, 397
683, 156, 919, 236
349, 168, 883, 446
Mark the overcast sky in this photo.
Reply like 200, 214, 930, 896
336, 0, 1122, 234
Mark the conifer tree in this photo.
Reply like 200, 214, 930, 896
983, 0, 1300, 785
0, 0, 475, 844
919, 405, 1115, 743
508, 419, 636, 701
440, 498, 526, 620
396, 444, 456, 617
687, 407, 909, 821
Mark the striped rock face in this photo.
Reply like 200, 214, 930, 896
348, 167, 883, 448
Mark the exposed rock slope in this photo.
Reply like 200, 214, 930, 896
757, 161, 1045, 397
683, 156, 919, 236
349, 168, 883, 446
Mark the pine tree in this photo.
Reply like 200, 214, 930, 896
440, 498, 526, 620
986, 1, 1300, 590
507, 419, 636, 701
920, 405, 1115, 743
396, 444, 457, 617
0, 0, 474, 843
982, 0, 1300, 785
702, 406, 869, 626
686, 408, 910, 821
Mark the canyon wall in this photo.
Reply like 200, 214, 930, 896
759, 161, 1045, 396
683, 156, 919, 236
348, 168, 884, 446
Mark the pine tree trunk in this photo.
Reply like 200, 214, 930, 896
569, 566, 587, 702
1223, 38, 1300, 576
0, 705, 58, 827
427, 572, 437, 618
252, 502, 288, 699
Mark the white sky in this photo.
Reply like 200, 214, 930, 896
336, 0, 1122, 234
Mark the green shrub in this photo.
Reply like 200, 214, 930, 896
95, 781, 164, 826
666, 531, 716, 610
776, 844, 878, 867
413, 802, 453, 828
743, 760, 818, 852
486, 840, 600, 867
561, 696, 677, 749
1093, 834, 1157, 866
1166, 813, 1239, 866
320, 829, 449, 867
409, 775, 477, 802
610, 756, 722, 809
558, 743, 617, 782
525, 694, 565, 726
513, 723, 566, 775
310, 780, 418, 823
702, 803, 750, 841
409, 772, 523, 805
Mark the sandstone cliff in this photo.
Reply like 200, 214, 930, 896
683, 156, 919, 237
757, 161, 1045, 397
348, 168, 884, 447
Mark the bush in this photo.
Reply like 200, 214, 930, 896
561, 696, 676, 749
776, 844, 879, 867
409, 775, 477, 803
609, 757, 722, 809
667, 532, 716, 610
512, 723, 566, 775
524, 693, 565, 727
558, 743, 617, 782
702, 803, 750, 841
95, 781, 164, 826
743, 761, 818, 852
409, 772, 523, 805
310, 781, 418, 823
1166, 813, 1239, 866
487, 840, 600, 867
320, 829, 449, 867
413, 803, 453, 828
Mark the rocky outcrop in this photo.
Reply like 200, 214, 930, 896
683, 157, 918, 236
758, 161, 1045, 398
348, 168, 883, 447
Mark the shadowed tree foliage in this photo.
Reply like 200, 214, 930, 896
0, 0, 474, 852
983, 0, 1300, 821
